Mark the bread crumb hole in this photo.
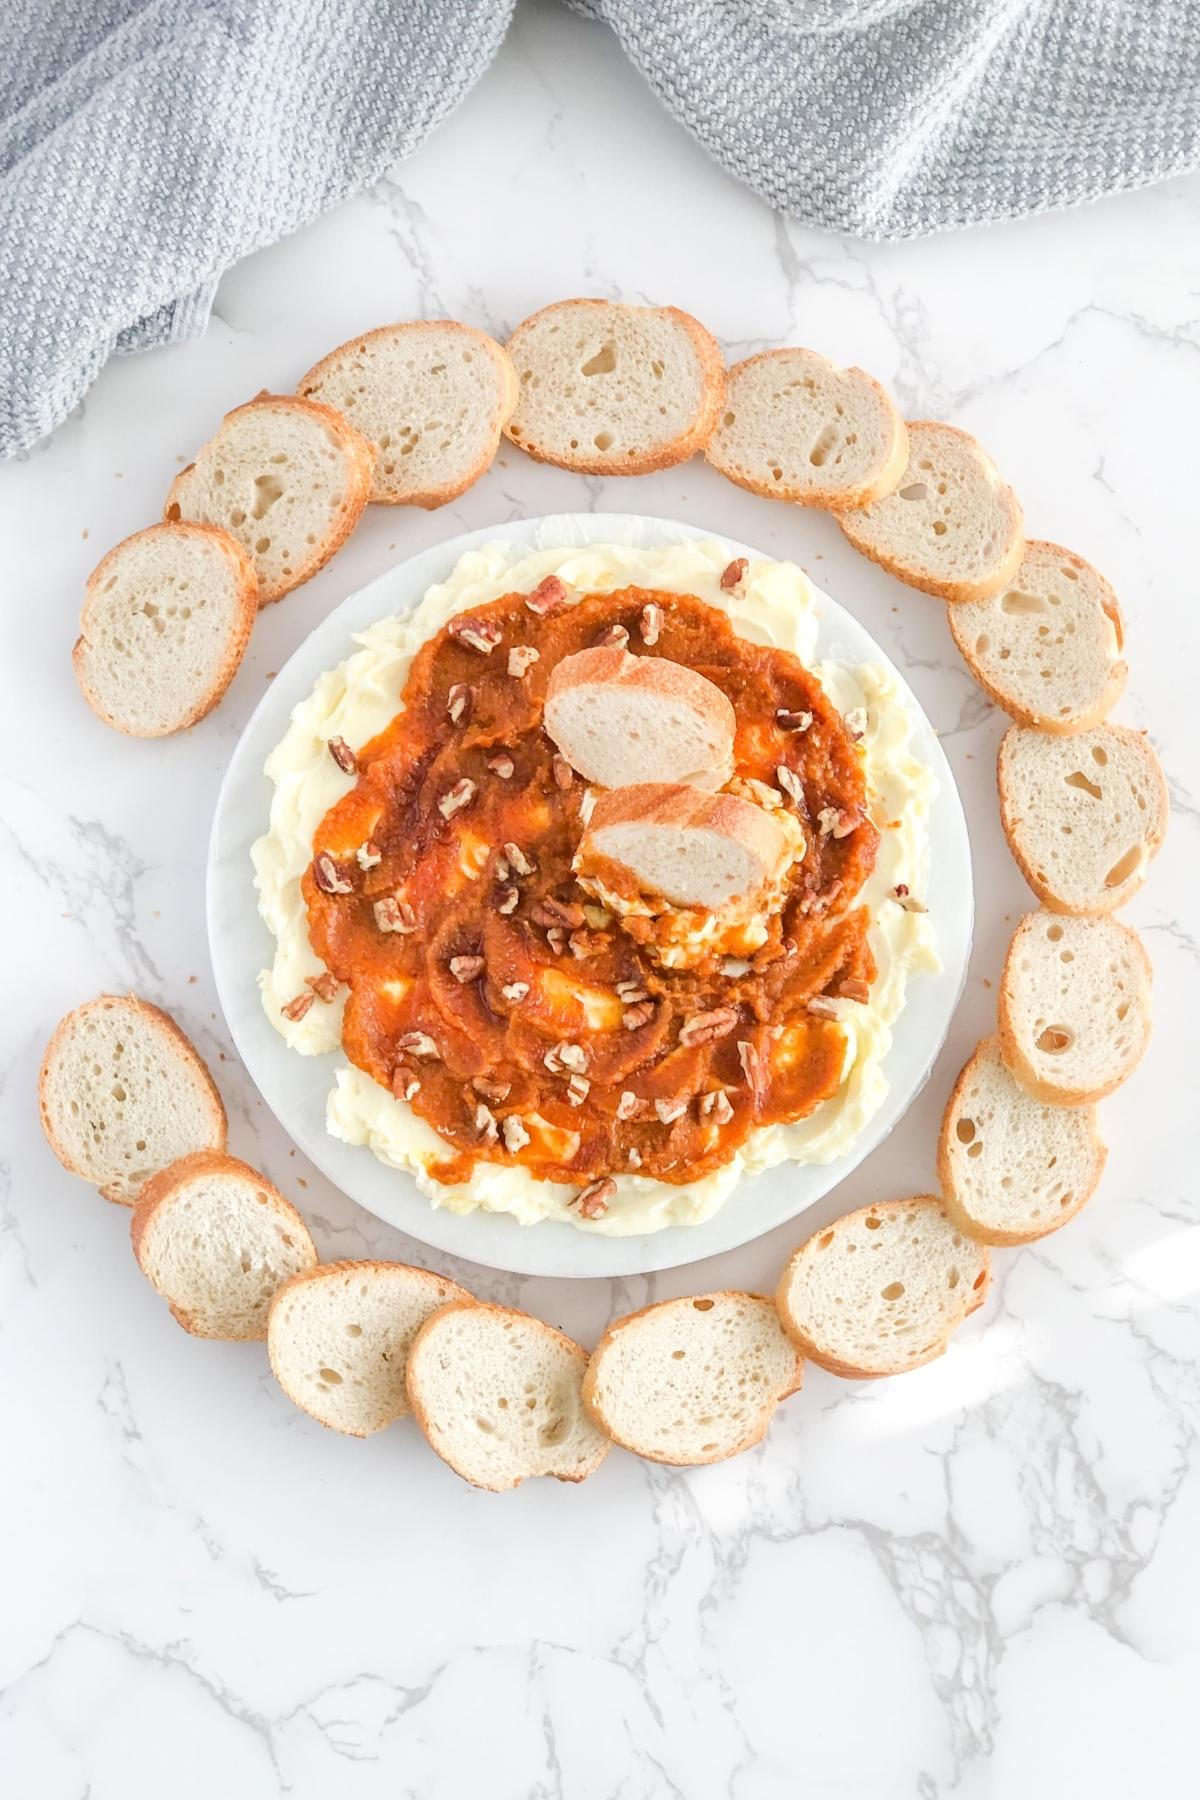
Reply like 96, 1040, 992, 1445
1001, 589, 1047, 616
581, 342, 616, 377
967, 1141, 983, 1158
1037, 1025, 1073, 1054
1046, 923, 1064, 941
864, 1215, 882, 1230
671, 1348, 686, 1359
1092, 745, 1108, 765
1106, 845, 1143, 887
948, 1268, 960, 1289
692, 1298, 714, 1311
255, 537, 271, 554
931, 519, 947, 536
881, 1281, 905, 1300
899, 483, 927, 501
319, 1367, 343, 1384
1065, 770, 1102, 799
956, 1117, 975, 1143
594, 431, 613, 451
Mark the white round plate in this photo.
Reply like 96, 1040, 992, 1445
208, 513, 972, 1279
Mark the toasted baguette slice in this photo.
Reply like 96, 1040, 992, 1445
998, 722, 1167, 915
39, 996, 226, 1205
544, 646, 735, 788
776, 1197, 990, 1379
73, 522, 257, 738
706, 348, 907, 510
297, 321, 517, 508
406, 1301, 609, 1491
268, 1260, 473, 1436
948, 541, 1126, 731
131, 1151, 317, 1340
582, 1292, 803, 1466
937, 1037, 1107, 1245
504, 298, 724, 475
838, 421, 1024, 603
579, 782, 793, 910
165, 393, 374, 604
998, 910, 1152, 1106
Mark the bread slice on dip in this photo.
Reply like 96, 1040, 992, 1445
298, 321, 517, 508
131, 1151, 317, 1340
706, 347, 907, 510
776, 1197, 990, 1379
74, 522, 258, 737
406, 1301, 610, 1491
583, 1292, 803, 1465
504, 298, 725, 475
544, 646, 736, 789
39, 995, 226, 1205
577, 781, 796, 911
268, 1260, 474, 1436
165, 393, 374, 604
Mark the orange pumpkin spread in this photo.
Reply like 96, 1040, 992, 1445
303, 584, 878, 1195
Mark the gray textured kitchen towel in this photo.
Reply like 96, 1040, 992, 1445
4, 0, 1200, 459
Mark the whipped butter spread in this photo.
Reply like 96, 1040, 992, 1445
252, 539, 939, 1234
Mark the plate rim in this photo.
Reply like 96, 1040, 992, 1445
206, 511, 973, 1280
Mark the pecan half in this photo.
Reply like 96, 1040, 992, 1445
281, 991, 314, 1022
502, 1114, 531, 1153
447, 682, 474, 725
524, 575, 577, 617
508, 645, 540, 678
776, 708, 813, 733
449, 954, 485, 984
593, 623, 629, 649
574, 1177, 615, 1220
314, 852, 353, 895
639, 602, 663, 646
327, 736, 358, 774
374, 895, 416, 934
448, 617, 501, 654
776, 764, 804, 806
305, 971, 341, 1003
678, 1006, 738, 1048
720, 557, 748, 590
503, 842, 536, 877
392, 1064, 420, 1102
487, 751, 515, 779
397, 1031, 441, 1060
552, 754, 574, 791
356, 839, 382, 871
534, 895, 586, 930
622, 999, 656, 1031
438, 778, 476, 820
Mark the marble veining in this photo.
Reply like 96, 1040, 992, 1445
1, 2, 1198, 1794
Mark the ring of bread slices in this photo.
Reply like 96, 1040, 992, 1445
298, 566, 880, 1217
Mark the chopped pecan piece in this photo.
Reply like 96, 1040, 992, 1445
356, 840, 382, 871
622, 999, 656, 1031
892, 886, 928, 913
838, 978, 871, 1003
566, 1073, 591, 1106
448, 617, 501, 654
776, 708, 813, 733
313, 852, 353, 895
327, 736, 358, 775
495, 886, 520, 916
524, 575, 577, 617
737, 1038, 767, 1102
474, 1103, 499, 1143
574, 1177, 616, 1220
741, 776, 783, 810
568, 929, 597, 960
438, 778, 476, 820
654, 1097, 689, 1124
720, 557, 748, 590
508, 644, 540, 678
593, 623, 629, 649
639, 601, 664, 646
502, 1114, 531, 1153
447, 682, 474, 725
305, 971, 341, 1003
551, 1041, 588, 1074
503, 842, 536, 877
776, 764, 804, 806
626, 1146, 642, 1169
615, 978, 648, 1001
545, 926, 566, 954
280, 991, 314, 1022
552, 754, 574, 791
616, 1090, 642, 1121
397, 1031, 441, 1060
374, 895, 416, 934
699, 1089, 734, 1125
473, 1075, 512, 1104
533, 895, 585, 930
817, 806, 856, 840
487, 751, 515, 779
844, 706, 868, 741
449, 954, 485, 984
805, 993, 841, 1020
678, 1006, 738, 1048
392, 1064, 420, 1102
501, 981, 529, 1002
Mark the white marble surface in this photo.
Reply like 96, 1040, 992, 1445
3, 3, 1199, 1794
